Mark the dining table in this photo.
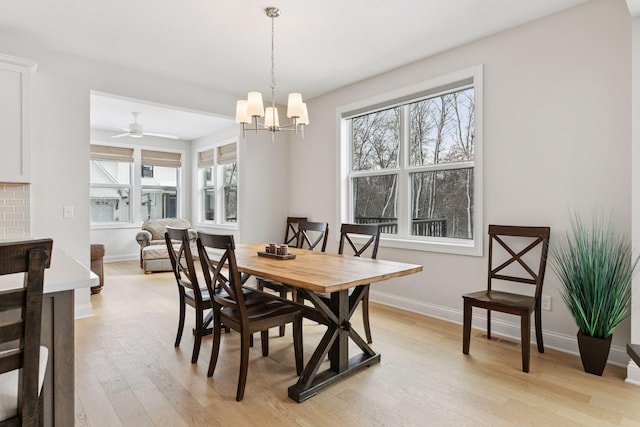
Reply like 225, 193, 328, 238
233, 243, 423, 402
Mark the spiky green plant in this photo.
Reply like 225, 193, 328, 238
551, 214, 638, 339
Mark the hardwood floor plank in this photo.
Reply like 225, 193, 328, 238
75, 260, 640, 426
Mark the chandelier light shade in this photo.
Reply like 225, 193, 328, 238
235, 7, 309, 140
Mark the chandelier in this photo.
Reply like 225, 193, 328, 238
235, 7, 309, 140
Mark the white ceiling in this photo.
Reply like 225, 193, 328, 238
4, 0, 636, 141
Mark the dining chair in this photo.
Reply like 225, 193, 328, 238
298, 223, 380, 343
256, 216, 307, 336
165, 226, 211, 364
462, 225, 550, 373
196, 232, 303, 401
297, 220, 329, 251
0, 239, 52, 426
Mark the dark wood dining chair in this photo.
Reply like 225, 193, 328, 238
0, 239, 52, 426
297, 220, 329, 252
462, 225, 550, 373
165, 226, 211, 364
338, 223, 380, 343
256, 216, 307, 336
196, 232, 303, 401
298, 223, 380, 343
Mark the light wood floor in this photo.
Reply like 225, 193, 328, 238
75, 260, 640, 426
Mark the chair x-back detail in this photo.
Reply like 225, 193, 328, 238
462, 225, 550, 373
297, 221, 329, 252
0, 239, 52, 426
284, 216, 307, 249
165, 227, 211, 364
197, 232, 303, 401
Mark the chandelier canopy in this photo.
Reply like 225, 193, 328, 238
235, 7, 309, 139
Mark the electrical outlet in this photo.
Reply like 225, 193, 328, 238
541, 295, 552, 311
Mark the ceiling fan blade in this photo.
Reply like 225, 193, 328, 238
144, 132, 180, 140
111, 132, 130, 138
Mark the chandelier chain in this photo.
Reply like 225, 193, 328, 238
270, 14, 276, 107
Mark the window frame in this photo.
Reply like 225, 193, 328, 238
338, 65, 483, 256
196, 140, 239, 228
90, 142, 186, 229
89, 158, 133, 224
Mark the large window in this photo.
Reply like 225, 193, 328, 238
140, 150, 181, 221
90, 144, 183, 225
341, 67, 482, 254
90, 145, 133, 223
198, 142, 238, 224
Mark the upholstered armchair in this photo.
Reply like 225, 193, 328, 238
135, 218, 196, 273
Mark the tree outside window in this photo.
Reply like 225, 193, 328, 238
343, 71, 480, 253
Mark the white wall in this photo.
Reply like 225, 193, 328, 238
292, 0, 633, 364
0, 35, 288, 315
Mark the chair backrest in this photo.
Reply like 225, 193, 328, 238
165, 227, 201, 299
487, 225, 550, 300
339, 223, 381, 259
297, 221, 329, 252
196, 233, 247, 318
0, 239, 52, 426
284, 216, 307, 248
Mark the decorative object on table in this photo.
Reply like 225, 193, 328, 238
90, 243, 105, 294
550, 213, 638, 376
0, 239, 52, 426
235, 7, 309, 141
462, 225, 551, 373
257, 250, 296, 260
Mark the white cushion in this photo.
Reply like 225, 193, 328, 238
0, 346, 48, 421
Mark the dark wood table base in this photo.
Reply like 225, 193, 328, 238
287, 286, 380, 402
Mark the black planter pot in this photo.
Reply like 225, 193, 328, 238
577, 331, 612, 376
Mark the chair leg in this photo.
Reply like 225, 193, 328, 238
362, 286, 372, 344
521, 313, 531, 373
535, 306, 544, 353
293, 314, 303, 375
175, 295, 186, 347
487, 309, 492, 340
191, 309, 203, 363
261, 330, 269, 357
462, 299, 472, 354
207, 312, 222, 377
278, 287, 287, 337
236, 331, 251, 401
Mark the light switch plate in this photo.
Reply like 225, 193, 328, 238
63, 205, 74, 219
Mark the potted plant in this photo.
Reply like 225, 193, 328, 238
551, 213, 638, 375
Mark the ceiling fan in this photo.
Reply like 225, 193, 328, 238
112, 112, 179, 139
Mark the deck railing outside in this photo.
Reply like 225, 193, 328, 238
354, 217, 447, 237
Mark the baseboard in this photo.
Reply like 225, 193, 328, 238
74, 302, 94, 319
626, 362, 640, 386
370, 289, 629, 367
104, 254, 138, 263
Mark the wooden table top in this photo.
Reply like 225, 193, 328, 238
234, 243, 423, 294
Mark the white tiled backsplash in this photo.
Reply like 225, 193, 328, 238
0, 184, 30, 238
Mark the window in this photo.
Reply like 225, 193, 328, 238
90, 144, 184, 226
141, 150, 181, 221
198, 142, 238, 224
340, 66, 482, 255
90, 145, 133, 223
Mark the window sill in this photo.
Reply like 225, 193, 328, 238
91, 222, 139, 230
378, 235, 482, 256
196, 222, 239, 231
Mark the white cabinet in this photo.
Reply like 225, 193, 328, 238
0, 54, 37, 183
